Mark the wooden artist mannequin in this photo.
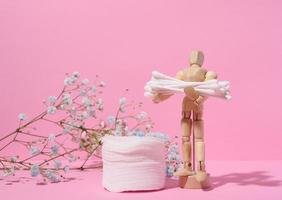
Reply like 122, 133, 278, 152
153, 50, 217, 189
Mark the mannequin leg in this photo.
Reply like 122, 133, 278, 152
174, 111, 195, 176
193, 109, 208, 181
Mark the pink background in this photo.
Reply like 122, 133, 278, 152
1, 0, 282, 160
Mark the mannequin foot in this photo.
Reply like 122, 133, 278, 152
174, 168, 195, 177
195, 171, 208, 182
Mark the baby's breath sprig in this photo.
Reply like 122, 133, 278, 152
0, 71, 157, 182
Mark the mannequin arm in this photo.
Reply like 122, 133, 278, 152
152, 70, 184, 103
195, 71, 218, 104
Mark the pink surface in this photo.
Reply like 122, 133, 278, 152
1, 161, 282, 200
1, 0, 282, 160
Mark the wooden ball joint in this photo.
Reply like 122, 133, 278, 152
153, 50, 218, 189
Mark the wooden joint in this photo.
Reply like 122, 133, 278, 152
182, 136, 190, 142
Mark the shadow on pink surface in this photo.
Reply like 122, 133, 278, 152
1, 170, 281, 192
103, 171, 282, 193
207, 171, 282, 191
165, 178, 178, 189
0, 176, 80, 186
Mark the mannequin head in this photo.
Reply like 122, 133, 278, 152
189, 50, 204, 67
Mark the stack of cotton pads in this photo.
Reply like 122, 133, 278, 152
102, 135, 166, 192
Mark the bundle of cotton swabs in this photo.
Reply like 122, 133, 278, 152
144, 71, 231, 100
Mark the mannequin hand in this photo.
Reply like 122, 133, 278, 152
152, 93, 173, 103
195, 96, 206, 105
192, 99, 202, 112
184, 87, 199, 101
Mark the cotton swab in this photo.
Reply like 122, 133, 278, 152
144, 71, 231, 100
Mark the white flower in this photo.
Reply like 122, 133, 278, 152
99, 121, 105, 128
64, 78, 71, 85
82, 78, 89, 85
91, 85, 97, 93
30, 146, 40, 155
119, 106, 126, 113
10, 156, 17, 162
96, 98, 104, 111
68, 155, 77, 163
169, 144, 179, 152
99, 81, 106, 87
47, 106, 57, 114
48, 134, 56, 141
97, 104, 104, 111
167, 152, 176, 160
18, 113, 27, 121
63, 121, 75, 134
47, 96, 57, 104
124, 126, 129, 135
63, 127, 70, 134
175, 154, 180, 161
166, 165, 174, 177
137, 111, 147, 120
30, 164, 40, 177
63, 93, 72, 105
63, 93, 71, 99
133, 129, 145, 137
70, 106, 77, 115
63, 165, 70, 173
115, 123, 122, 131
87, 106, 95, 117
80, 111, 89, 120
60, 104, 65, 110
146, 123, 153, 130
107, 116, 116, 125
96, 98, 103, 105
64, 76, 76, 86
119, 97, 127, 106
3, 167, 15, 177
72, 71, 80, 78
82, 97, 92, 107
45, 169, 60, 182
79, 89, 87, 96
113, 129, 121, 136
147, 132, 169, 142
80, 131, 87, 141
54, 160, 62, 169
51, 145, 59, 155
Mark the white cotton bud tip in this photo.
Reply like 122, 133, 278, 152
218, 81, 229, 87
223, 85, 229, 91
151, 70, 159, 76
152, 71, 163, 79
144, 92, 153, 97
144, 85, 152, 92
147, 81, 155, 87
206, 79, 217, 83
225, 92, 232, 100
144, 71, 231, 100
219, 87, 227, 92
